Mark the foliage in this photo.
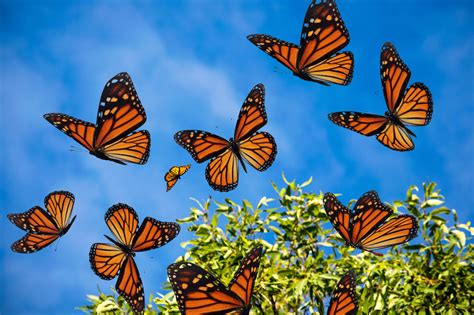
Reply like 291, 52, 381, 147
81, 178, 473, 314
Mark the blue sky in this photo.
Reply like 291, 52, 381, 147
1, 0, 473, 314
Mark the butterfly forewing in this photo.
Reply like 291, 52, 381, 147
132, 218, 180, 252
105, 203, 140, 248
116, 256, 145, 314
175, 130, 230, 163
229, 246, 263, 306
324, 193, 352, 245
234, 84, 267, 141
328, 112, 387, 137
44, 191, 75, 231
168, 262, 244, 314
380, 42, 411, 113
247, 34, 300, 73
350, 191, 393, 245
44, 113, 96, 152
298, 0, 350, 70
327, 270, 358, 315
94, 72, 146, 148
8, 206, 58, 234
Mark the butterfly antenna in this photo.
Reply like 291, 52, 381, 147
272, 66, 284, 74
69, 145, 86, 153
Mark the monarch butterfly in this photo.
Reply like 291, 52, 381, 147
247, 0, 353, 86
323, 190, 418, 256
328, 42, 433, 151
44, 72, 150, 164
328, 270, 358, 315
174, 84, 277, 192
165, 164, 191, 192
89, 204, 180, 313
167, 246, 263, 315
7, 191, 76, 253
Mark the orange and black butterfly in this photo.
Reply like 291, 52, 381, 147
329, 42, 433, 151
168, 246, 263, 315
174, 84, 277, 192
44, 72, 150, 164
7, 191, 76, 253
165, 164, 191, 192
247, 0, 353, 86
324, 191, 418, 256
327, 270, 358, 315
89, 204, 180, 313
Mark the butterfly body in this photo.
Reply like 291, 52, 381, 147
324, 191, 418, 256
248, 0, 354, 86
175, 84, 276, 191
44, 72, 151, 164
329, 43, 432, 151
7, 191, 77, 253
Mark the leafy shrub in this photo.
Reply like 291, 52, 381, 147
80, 177, 473, 314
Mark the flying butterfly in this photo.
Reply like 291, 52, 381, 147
248, 0, 353, 86
89, 204, 180, 313
328, 42, 433, 151
323, 190, 418, 256
44, 72, 150, 164
168, 246, 263, 315
165, 164, 191, 191
7, 191, 76, 253
327, 270, 358, 315
174, 84, 277, 192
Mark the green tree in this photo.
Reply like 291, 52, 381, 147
80, 178, 473, 314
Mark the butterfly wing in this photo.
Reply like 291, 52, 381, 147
350, 191, 393, 247
105, 203, 139, 247
44, 191, 76, 231
328, 111, 388, 137
175, 130, 230, 163
8, 206, 59, 234
205, 148, 239, 192
247, 34, 300, 74
168, 262, 245, 314
132, 218, 180, 252
327, 270, 358, 315
234, 84, 267, 141
94, 72, 147, 148
165, 165, 191, 191
395, 82, 433, 126
298, 0, 351, 72
43, 113, 96, 152
116, 256, 145, 313
323, 193, 352, 245
100, 130, 151, 165
380, 42, 411, 113
358, 215, 418, 254
89, 243, 127, 280
303, 51, 354, 86
238, 132, 277, 172
228, 246, 263, 308
376, 122, 415, 151
10, 233, 60, 254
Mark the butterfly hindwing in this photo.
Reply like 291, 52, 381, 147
205, 148, 239, 192
89, 243, 127, 280
376, 122, 415, 151
101, 130, 151, 165
327, 270, 358, 315
395, 82, 433, 126
168, 262, 244, 314
132, 217, 180, 252
11, 233, 60, 254
303, 51, 354, 86
238, 132, 277, 172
